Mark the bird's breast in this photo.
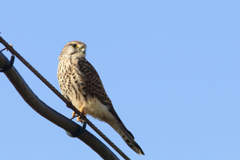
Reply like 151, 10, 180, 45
57, 57, 85, 102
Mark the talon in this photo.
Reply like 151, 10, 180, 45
78, 105, 87, 123
71, 106, 87, 123
71, 111, 77, 120
72, 111, 76, 118
77, 116, 81, 122
76, 116, 85, 123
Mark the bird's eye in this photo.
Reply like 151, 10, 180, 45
72, 44, 77, 48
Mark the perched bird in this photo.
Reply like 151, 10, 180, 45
57, 41, 144, 155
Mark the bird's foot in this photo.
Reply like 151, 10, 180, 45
76, 116, 85, 123
78, 105, 87, 123
71, 111, 77, 120
71, 106, 86, 123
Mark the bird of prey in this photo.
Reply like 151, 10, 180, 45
57, 41, 144, 155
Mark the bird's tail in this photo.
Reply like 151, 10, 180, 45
108, 117, 145, 155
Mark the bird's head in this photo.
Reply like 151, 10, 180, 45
58, 41, 87, 59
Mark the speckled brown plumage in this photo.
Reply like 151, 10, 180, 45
77, 58, 111, 104
57, 41, 144, 155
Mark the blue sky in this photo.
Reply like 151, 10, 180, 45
1, 1, 240, 159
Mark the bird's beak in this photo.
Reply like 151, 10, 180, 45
80, 47, 86, 54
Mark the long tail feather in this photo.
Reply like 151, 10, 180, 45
108, 116, 145, 155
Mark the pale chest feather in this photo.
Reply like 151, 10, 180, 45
57, 57, 85, 102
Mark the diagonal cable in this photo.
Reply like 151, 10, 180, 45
0, 36, 130, 160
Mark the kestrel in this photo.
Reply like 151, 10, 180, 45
57, 41, 144, 155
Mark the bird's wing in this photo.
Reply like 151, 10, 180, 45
77, 59, 126, 124
78, 59, 111, 103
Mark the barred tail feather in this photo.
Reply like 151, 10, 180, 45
108, 117, 145, 155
